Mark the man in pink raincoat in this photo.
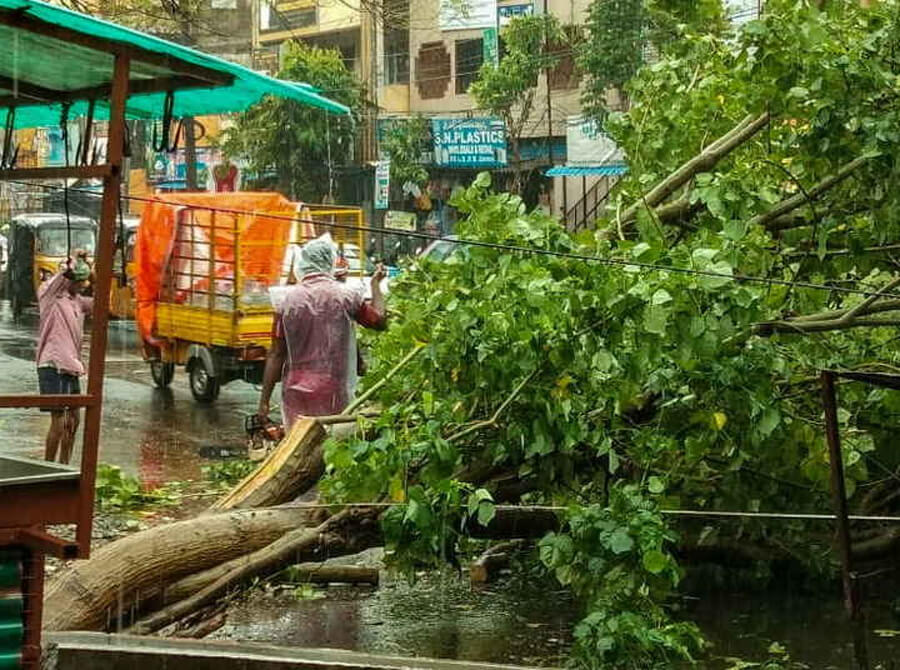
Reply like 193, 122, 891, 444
257, 237, 387, 429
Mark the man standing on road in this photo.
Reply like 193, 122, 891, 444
257, 237, 387, 429
36, 252, 92, 464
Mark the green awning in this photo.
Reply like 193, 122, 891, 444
0, 0, 349, 129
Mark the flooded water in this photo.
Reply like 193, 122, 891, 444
212, 572, 575, 667
214, 568, 900, 668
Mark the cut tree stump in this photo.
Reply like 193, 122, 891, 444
469, 541, 523, 584
43, 505, 324, 632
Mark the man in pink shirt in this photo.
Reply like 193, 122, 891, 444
36, 252, 93, 464
257, 238, 386, 429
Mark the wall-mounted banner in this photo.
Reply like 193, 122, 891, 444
439, 0, 498, 31
384, 210, 417, 231
566, 115, 625, 168
375, 160, 391, 210
432, 118, 507, 168
483, 27, 499, 65
498, 3, 533, 26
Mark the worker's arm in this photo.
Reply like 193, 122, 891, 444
258, 330, 286, 420
359, 264, 388, 329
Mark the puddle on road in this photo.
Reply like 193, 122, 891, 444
213, 570, 900, 668
212, 572, 575, 667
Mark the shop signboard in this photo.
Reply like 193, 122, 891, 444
375, 160, 391, 210
439, 0, 497, 31
384, 210, 417, 231
498, 3, 532, 26
432, 118, 507, 168
483, 27, 498, 65
566, 115, 625, 168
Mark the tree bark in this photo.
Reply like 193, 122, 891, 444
469, 541, 523, 583
44, 505, 326, 631
211, 418, 329, 511
619, 112, 770, 226
467, 506, 560, 539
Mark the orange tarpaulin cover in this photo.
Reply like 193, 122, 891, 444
134, 192, 297, 343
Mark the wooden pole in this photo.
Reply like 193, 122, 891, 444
76, 53, 130, 557
821, 371, 869, 670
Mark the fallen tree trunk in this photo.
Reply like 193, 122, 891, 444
44, 505, 326, 631
211, 418, 329, 511
129, 508, 383, 635
619, 112, 770, 226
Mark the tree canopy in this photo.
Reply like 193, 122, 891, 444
323, 0, 900, 666
222, 41, 363, 201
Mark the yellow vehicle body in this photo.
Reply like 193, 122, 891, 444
155, 303, 274, 350
5, 214, 96, 318
137, 196, 367, 402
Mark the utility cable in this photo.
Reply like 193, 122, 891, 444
8, 179, 900, 302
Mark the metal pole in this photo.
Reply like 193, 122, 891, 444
821, 370, 869, 669
76, 53, 130, 556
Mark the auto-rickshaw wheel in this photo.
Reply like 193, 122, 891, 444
189, 356, 219, 403
150, 361, 175, 388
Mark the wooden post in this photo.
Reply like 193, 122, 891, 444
76, 53, 130, 556
821, 371, 869, 669
20, 548, 44, 669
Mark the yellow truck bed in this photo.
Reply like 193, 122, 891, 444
155, 303, 274, 349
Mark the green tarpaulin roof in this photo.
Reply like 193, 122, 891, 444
0, 0, 349, 129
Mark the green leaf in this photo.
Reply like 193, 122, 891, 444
609, 529, 634, 554
477, 500, 496, 526
651, 289, 673, 306
758, 408, 781, 437
648, 476, 665, 494
644, 306, 669, 335
642, 549, 668, 575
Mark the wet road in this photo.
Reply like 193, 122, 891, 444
0, 300, 258, 486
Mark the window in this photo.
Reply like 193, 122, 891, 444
548, 27, 580, 91
260, 0, 317, 32
416, 41, 451, 99
455, 38, 483, 95
384, 28, 410, 85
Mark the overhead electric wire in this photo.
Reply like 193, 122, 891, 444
198, 500, 900, 524
10, 180, 900, 302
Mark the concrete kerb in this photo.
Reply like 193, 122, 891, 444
43, 633, 560, 670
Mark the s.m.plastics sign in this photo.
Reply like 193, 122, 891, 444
432, 118, 507, 168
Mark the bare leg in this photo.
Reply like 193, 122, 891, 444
59, 409, 80, 465
45, 412, 64, 462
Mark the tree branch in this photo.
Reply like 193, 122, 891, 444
445, 370, 537, 443
756, 316, 900, 336
619, 111, 770, 226
753, 156, 868, 231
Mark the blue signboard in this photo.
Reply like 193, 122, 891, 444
432, 118, 507, 168
498, 3, 533, 26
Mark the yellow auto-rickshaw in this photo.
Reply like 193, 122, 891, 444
110, 215, 140, 319
4, 213, 96, 319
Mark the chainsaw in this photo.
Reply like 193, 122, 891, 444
244, 414, 285, 461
